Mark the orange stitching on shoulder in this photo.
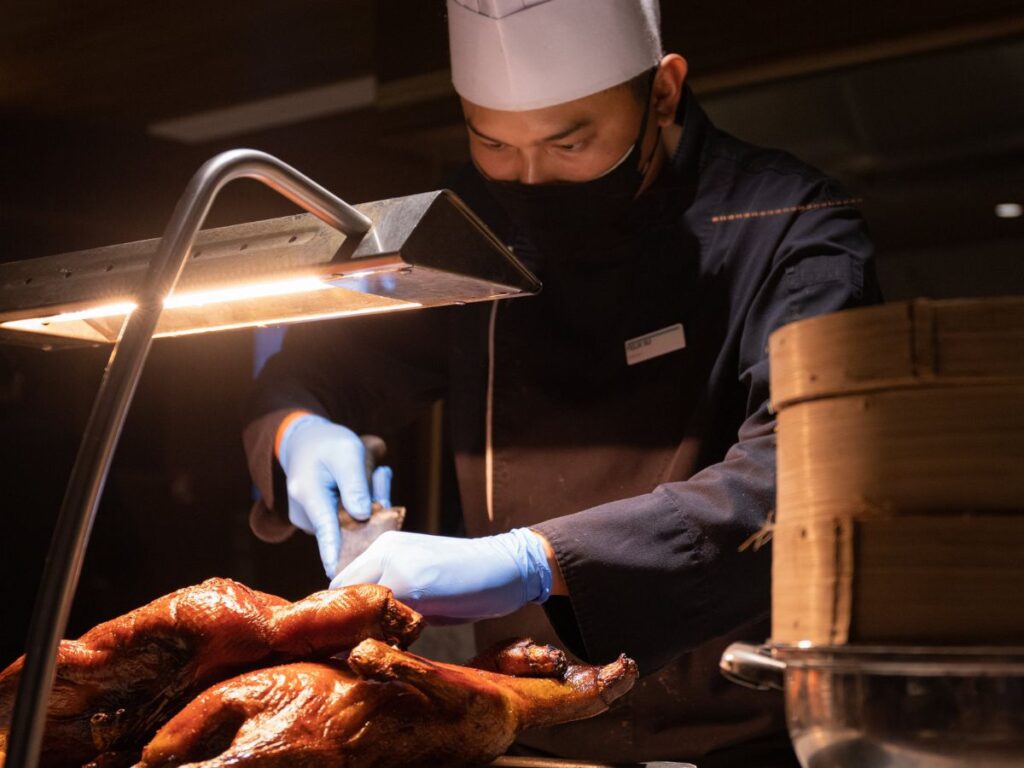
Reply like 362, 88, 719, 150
711, 197, 863, 224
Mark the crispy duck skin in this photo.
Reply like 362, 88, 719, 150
0, 579, 422, 768
137, 637, 638, 768
467, 637, 569, 678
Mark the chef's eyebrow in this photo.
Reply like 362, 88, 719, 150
466, 118, 592, 145
541, 120, 590, 143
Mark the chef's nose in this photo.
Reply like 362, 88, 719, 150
519, 153, 549, 185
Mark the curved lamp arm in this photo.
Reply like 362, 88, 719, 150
5, 149, 372, 768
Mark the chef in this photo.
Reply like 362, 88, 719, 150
243, 1, 880, 765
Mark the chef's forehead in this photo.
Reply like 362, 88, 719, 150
460, 73, 649, 140
447, 0, 662, 112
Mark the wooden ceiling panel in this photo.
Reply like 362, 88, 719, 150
663, 0, 1024, 74
4, 0, 1023, 127
0, 0, 375, 122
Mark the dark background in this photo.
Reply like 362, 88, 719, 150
1, 1, 1022, 666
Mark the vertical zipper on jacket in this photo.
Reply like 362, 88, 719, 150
485, 301, 498, 522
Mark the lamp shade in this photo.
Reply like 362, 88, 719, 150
0, 190, 539, 346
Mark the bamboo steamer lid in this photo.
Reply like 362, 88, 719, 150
770, 296, 1024, 411
768, 296, 1024, 645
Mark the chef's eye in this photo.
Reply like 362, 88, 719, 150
555, 142, 584, 152
480, 139, 507, 151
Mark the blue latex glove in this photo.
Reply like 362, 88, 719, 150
330, 528, 553, 622
278, 414, 393, 578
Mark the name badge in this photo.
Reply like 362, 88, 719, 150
625, 323, 687, 366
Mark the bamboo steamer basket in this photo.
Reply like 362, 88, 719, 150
768, 297, 1024, 645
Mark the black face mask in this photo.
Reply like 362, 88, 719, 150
480, 82, 659, 273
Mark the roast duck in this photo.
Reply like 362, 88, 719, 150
0, 578, 637, 767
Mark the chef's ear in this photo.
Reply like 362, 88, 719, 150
652, 55, 688, 128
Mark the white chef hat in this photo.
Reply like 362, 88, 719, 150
448, 0, 662, 112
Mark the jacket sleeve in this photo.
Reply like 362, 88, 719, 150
533, 193, 882, 673
242, 308, 450, 513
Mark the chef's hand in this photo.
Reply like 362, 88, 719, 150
277, 412, 392, 578
330, 529, 553, 622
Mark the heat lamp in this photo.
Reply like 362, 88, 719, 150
0, 149, 539, 768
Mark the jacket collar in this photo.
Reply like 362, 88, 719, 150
668, 86, 708, 181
